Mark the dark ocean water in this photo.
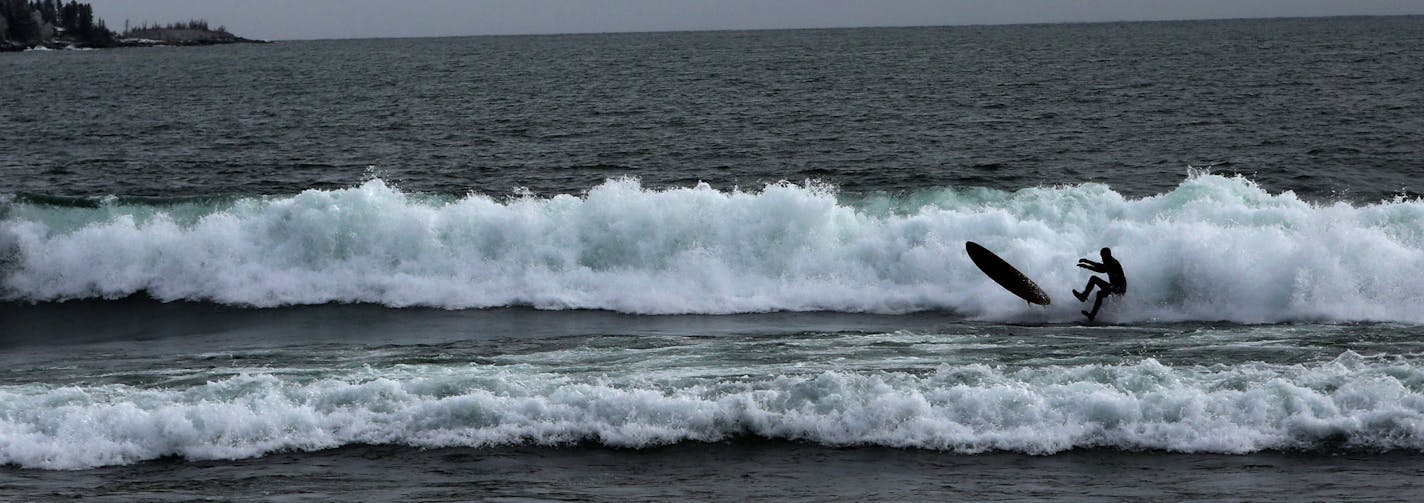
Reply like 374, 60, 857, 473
4, 16, 1424, 501
3, 17, 1422, 200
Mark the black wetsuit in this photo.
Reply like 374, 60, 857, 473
1103, 256, 1126, 295
1075, 253, 1125, 321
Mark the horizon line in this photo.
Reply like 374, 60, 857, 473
258, 13, 1419, 42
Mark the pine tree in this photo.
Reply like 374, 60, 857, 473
75, 2, 89, 35
39, 0, 54, 25
58, 0, 73, 32
2, 0, 41, 43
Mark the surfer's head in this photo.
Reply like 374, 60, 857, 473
1101, 247, 1112, 258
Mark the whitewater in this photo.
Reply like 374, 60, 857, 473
3, 172, 1422, 323
4, 343, 1424, 470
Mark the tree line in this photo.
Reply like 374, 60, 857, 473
127, 19, 230, 35
1, 0, 112, 46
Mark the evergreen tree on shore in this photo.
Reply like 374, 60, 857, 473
59, 1, 109, 41
38, 0, 56, 25
1, 0, 44, 44
0, 0, 111, 46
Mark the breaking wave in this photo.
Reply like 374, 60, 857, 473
4, 353, 1423, 470
3, 172, 1423, 323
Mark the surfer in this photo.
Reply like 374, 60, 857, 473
1073, 247, 1125, 321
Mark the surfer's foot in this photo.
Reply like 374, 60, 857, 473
1081, 310, 1096, 321
1073, 290, 1087, 302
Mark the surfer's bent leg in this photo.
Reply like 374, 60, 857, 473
1074, 276, 1111, 302
1082, 290, 1110, 321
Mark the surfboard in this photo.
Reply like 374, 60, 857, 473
965, 241, 1051, 305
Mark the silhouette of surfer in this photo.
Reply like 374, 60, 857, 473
1073, 247, 1125, 321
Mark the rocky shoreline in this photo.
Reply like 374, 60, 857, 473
1, 32, 268, 52
2, 40, 269, 51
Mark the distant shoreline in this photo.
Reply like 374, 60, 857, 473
4, 35, 269, 52
2, 40, 267, 52
1, 1, 264, 52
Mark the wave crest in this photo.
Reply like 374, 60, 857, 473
3, 174, 1424, 322
4, 355, 1423, 469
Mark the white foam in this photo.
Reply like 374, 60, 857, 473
3, 354, 1423, 470
3, 173, 1424, 323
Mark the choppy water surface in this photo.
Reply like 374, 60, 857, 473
2, 17, 1421, 200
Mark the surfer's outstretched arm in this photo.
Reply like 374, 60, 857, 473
1077, 260, 1104, 272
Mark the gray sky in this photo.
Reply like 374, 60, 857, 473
88, 0, 1424, 40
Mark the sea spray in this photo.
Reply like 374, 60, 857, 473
2, 173, 1423, 323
